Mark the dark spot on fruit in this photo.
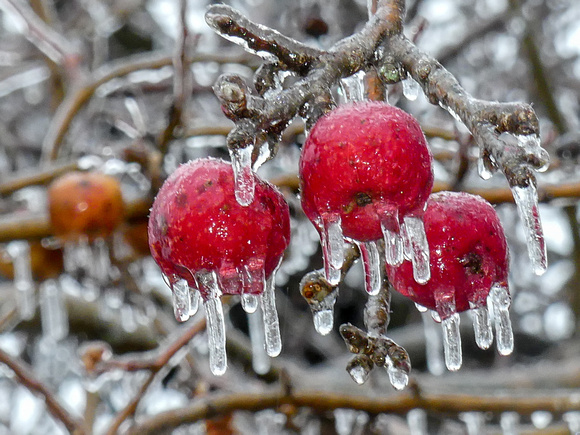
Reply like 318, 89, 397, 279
79, 179, 92, 188
343, 201, 355, 214
175, 193, 188, 208
158, 214, 168, 236
460, 252, 483, 275
221, 204, 231, 212
355, 192, 373, 207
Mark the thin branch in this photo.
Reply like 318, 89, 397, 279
126, 388, 580, 434
0, 348, 86, 434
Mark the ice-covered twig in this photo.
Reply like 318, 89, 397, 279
386, 35, 550, 274
0, 348, 86, 434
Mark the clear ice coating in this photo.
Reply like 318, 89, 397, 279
313, 290, 338, 336
563, 411, 580, 433
387, 366, 409, 390
511, 183, 547, 275
477, 149, 496, 180
441, 313, 462, 371
39, 280, 68, 341
402, 216, 431, 284
487, 284, 514, 356
260, 270, 282, 357
171, 279, 191, 322
248, 308, 270, 375
197, 271, 227, 376
407, 408, 428, 435
347, 363, 370, 385
320, 214, 344, 286
230, 144, 255, 206
402, 76, 420, 101
459, 412, 486, 435
470, 304, 493, 350
339, 70, 366, 103
356, 240, 382, 295
241, 293, 259, 314
189, 288, 200, 317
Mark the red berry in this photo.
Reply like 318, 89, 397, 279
299, 101, 433, 242
148, 158, 291, 300
386, 191, 509, 318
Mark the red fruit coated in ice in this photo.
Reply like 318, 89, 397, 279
386, 192, 509, 317
299, 101, 433, 241
148, 158, 290, 299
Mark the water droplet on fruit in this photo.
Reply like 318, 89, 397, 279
511, 183, 547, 275
320, 213, 344, 286
387, 366, 409, 390
230, 144, 255, 206
470, 304, 493, 350
241, 293, 259, 314
487, 284, 514, 356
260, 268, 282, 357
402, 76, 420, 101
197, 271, 227, 376
248, 307, 270, 375
172, 279, 191, 322
339, 71, 365, 103
402, 216, 431, 284
441, 312, 462, 371
355, 240, 382, 295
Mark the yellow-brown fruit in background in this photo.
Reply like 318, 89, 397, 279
0, 241, 64, 281
48, 171, 124, 241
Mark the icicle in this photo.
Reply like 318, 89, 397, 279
171, 279, 191, 322
313, 290, 338, 336
500, 412, 519, 435
470, 304, 493, 350
421, 312, 445, 375
339, 71, 365, 103
487, 284, 514, 356
230, 144, 255, 206
355, 240, 381, 295
120, 305, 137, 333
459, 412, 486, 435
6, 241, 35, 320
378, 206, 403, 266
39, 280, 68, 341
320, 213, 344, 286
347, 360, 370, 385
511, 183, 547, 275
334, 409, 368, 435
197, 271, 227, 376
402, 216, 430, 284
241, 261, 265, 313
255, 410, 287, 435
91, 238, 110, 284
477, 149, 496, 180
530, 411, 552, 429
387, 366, 409, 390
248, 307, 270, 375
260, 268, 282, 357
402, 76, 420, 101
189, 288, 200, 317
407, 409, 428, 435
563, 412, 580, 433
441, 313, 462, 371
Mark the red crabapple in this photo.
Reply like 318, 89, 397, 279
299, 101, 433, 295
148, 158, 290, 375
386, 191, 513, 370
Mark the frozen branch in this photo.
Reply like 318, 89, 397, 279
0, 348, 85, 434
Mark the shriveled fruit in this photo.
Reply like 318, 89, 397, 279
148, 158, 290, 375
386, 191, 513, 370
299, 100, 433, 295
48, 171, 124, 241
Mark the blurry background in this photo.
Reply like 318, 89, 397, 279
0, 0, 579, 433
